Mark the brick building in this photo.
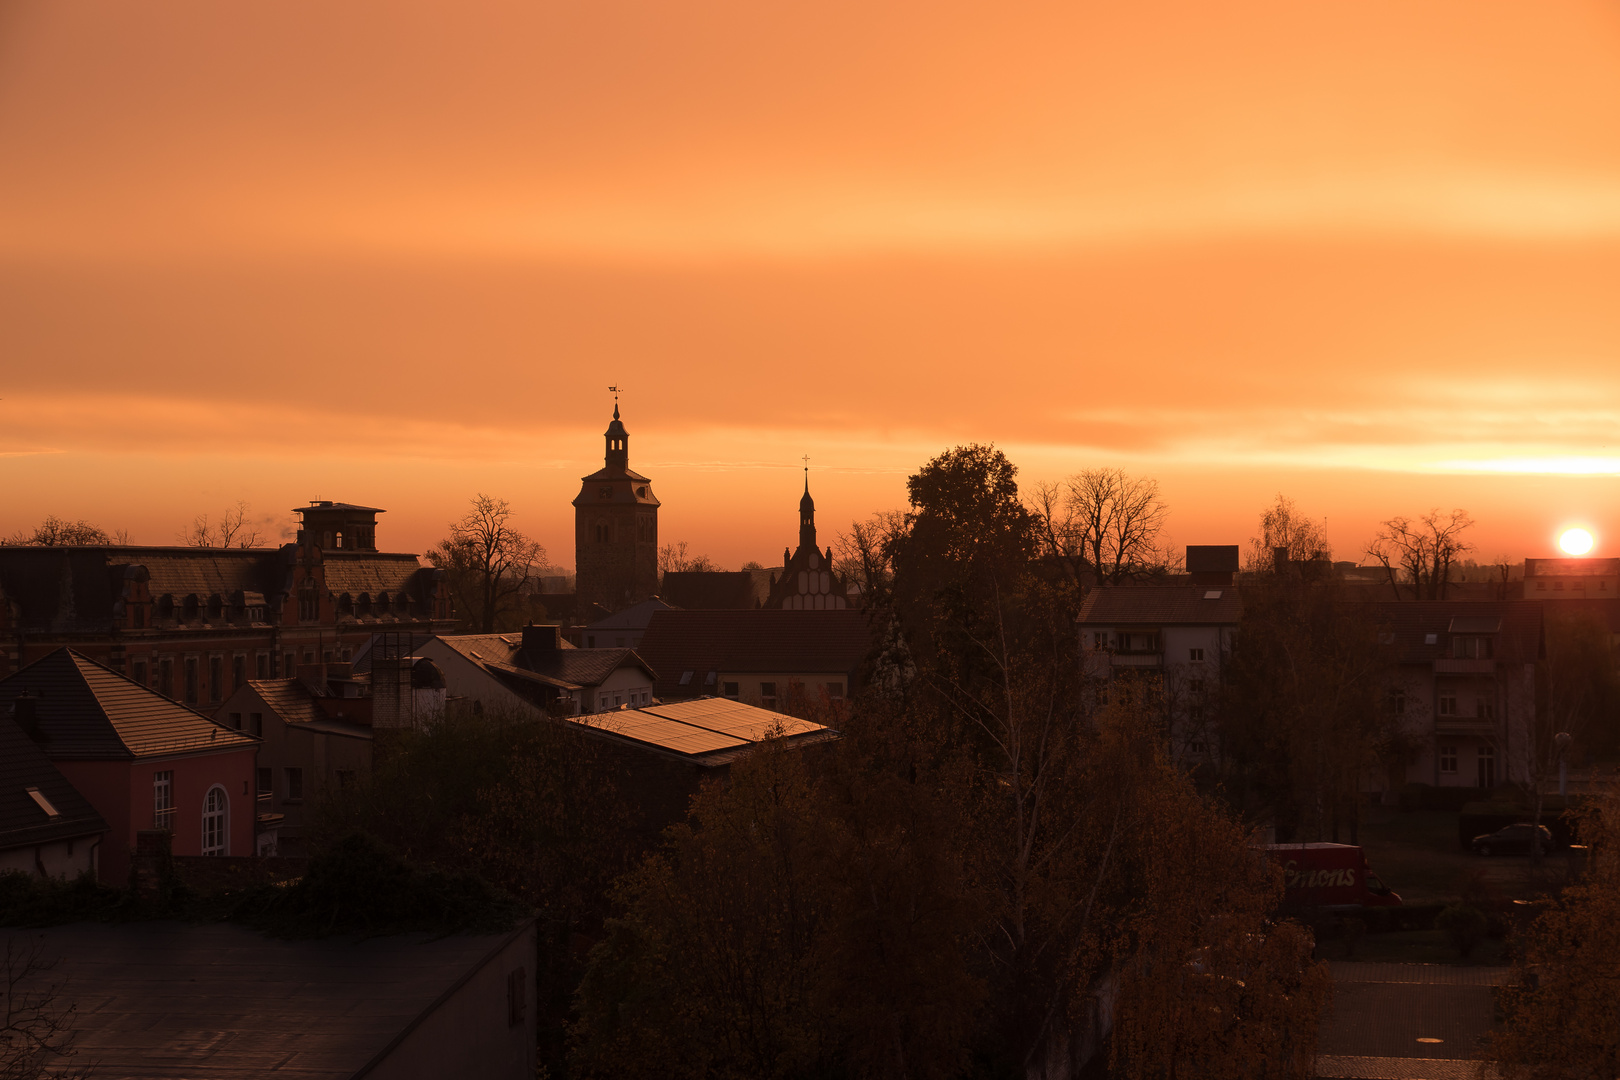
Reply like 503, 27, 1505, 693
573, 402, 660, 612
0, 648, 259, 883
0, 501, 456, 709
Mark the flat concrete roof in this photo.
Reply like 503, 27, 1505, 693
13, 921, 526, 1079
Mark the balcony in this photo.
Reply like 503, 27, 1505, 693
1110, 653, 1163, 668
1434, 659, 1495, 675
1434, 715, 1497, 735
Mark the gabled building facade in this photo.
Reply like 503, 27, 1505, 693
0, 707, 107, 879
765, 471, 854, 610
0, 648, 259, 883
636, 608, 870, 706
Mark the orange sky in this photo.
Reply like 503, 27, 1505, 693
3, 1, 1620, 569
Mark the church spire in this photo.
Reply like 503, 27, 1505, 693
603, 389, 629, 472
799, 460, 816, 551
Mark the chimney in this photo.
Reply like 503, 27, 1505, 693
12, 692, 45, 743
1186, 545, 1239, 587
522, 623, 563, 655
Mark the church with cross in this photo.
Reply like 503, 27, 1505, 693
764, 461, 854, 610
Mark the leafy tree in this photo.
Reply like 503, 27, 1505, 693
1218, 571, 1398, 843
428, 494, 544, 633
1489, 785, 1620, 1079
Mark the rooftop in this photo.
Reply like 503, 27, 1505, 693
578, 697, 836, 762
636, 609, 872, 699
0, 649, 258, 760
13, 921, 525, 1080
0, 709, 107, 850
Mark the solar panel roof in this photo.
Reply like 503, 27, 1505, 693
642, 699, 820, 741
587, 712, 749, 755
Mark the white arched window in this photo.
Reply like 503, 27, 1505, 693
201, 786, 228, 856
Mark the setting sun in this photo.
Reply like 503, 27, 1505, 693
1559, 527, 1595, 555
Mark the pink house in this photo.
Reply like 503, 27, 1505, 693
0, 649, 258, 884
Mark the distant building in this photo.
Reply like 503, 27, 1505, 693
582, 597, 674, 649
215, 662, 389, 855
0, 703, 107, 879
660, 570, 776, 610
1524, 557, 1620, 598
357, 625, 657, 717
0, 648, 259, 883
636, 608, 870, 705
765, 471, 854, 610
0, 500, 456, 697
573, 402, 660, 612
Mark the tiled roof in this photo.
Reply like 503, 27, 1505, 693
321, 555, 431, 597
636, 609, 872, 699
1077, 586, 1246, 626
437, 634, 652, 690
0, 713, 107, 849
1365, 601, 1543, 665
247, 680, 327, 727
0, 649, 259, 760
659, 571, 772, 610
586, 597, 674, 631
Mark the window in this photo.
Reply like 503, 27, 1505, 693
256, 653, 269, 679
153, 771, 175, 830
1476, 697, 1497, 720
1477, 745, 1497, 788
1438, 694, 1458, 716
1452, 636, 1494, 660
1190, 740, 1208, 756
723, 682, 740, 700
298, 581, 318, 621
250, 712, 263, 737
1092, 632, 1109, 649
256, 768, 272, 800
1424, 633, 1439, 645
760, 681, 778, 708
133, 660, 147, 686
598, 694, 610, 711
285, 652, 296, 676
1439, 745, 1458, 773
159, 658, 173, 698
26, 787, 60, 819
209, 656, 223, 703
232, 654, 245, 691
1189, 705, 1204, 722
1189, 648, 1205, 662
201, 787, 227, 856
228, 712, 242, 730
285, 768, 304, 802
1388, 691, 1406, 715
826, 682, 845, 700
131, 605, 146, 629
184, 658, 199, 705
1189, 679, 1204, 694
679, 671, 693, 686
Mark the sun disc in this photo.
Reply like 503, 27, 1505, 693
1559, 528, 1594, 556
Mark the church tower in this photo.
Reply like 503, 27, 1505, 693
573, 400, 659, 611
766, 467, 853, 610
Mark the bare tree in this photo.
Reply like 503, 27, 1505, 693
1028, 468, 1168, 587
3, 516, 114, 546
180, 501, 264, 549
1, 934, 92, 1080
1244, 494, 1331, 572
1365, 508, 1475, 600
656, 540, 718, 575
428, 495, 544, 634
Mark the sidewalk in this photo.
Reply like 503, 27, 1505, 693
1316, 962, 1509, 1080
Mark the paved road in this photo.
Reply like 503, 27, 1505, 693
1316, 962, 1508, 1080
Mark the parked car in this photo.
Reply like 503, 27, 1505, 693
1471, 823, 1554, 857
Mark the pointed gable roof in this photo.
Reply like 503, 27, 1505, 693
0, 649, 259, 760
0, 712, 107, 849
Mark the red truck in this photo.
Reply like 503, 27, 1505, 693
1263, 843, 1403, 913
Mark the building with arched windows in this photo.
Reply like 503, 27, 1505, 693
573, 402, 660, 612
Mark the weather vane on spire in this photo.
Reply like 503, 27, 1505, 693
608, 385, 620, 419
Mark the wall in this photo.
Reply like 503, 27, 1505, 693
360, 923, 537, 1080
0, 835, 99, 879
584, 666, 655, 713
52, 759, 133, 883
